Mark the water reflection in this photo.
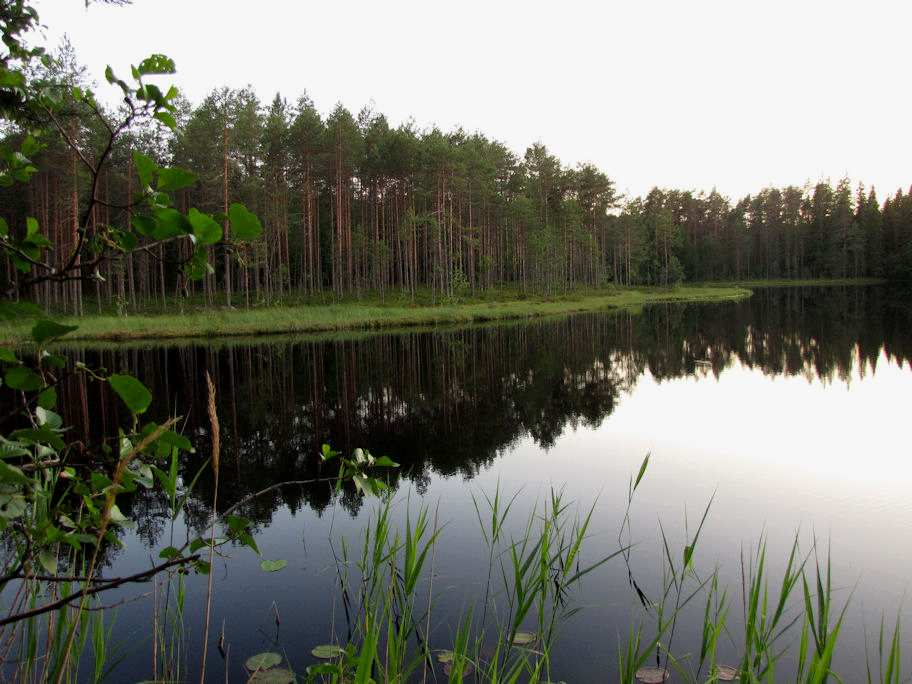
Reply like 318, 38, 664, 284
49, 285, 910, 541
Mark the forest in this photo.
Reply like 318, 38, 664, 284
2, 42, 911, 315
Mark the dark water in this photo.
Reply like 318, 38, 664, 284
53, 286, 912, 681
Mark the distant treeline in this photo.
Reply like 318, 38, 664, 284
2, 50, 911, 312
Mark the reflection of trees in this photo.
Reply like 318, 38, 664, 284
53, 285, 911, 547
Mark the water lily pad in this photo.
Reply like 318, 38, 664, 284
436, 650, 455, 663
249, 669, 296, 683
246, 652, 282, 671
442, 659, 475, 677
714, 665, 738, 681
311, 644, 344, 659
635, 666, 670, 683
511, 631, 536, 646
260, 559, 288, 572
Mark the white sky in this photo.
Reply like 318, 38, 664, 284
33, 0, 912, 200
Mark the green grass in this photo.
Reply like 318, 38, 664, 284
1, 277, 887, 345
0, 285, 752, 344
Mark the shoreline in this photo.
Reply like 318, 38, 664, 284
0, 279, 887, 346
2, 285, 751, 345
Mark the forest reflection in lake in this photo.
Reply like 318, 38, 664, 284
54, 285, 912, 682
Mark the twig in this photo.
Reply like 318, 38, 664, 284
0, 554, 199, 628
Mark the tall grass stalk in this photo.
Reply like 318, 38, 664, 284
866, 609, 903, 684
198, 372, 221, 682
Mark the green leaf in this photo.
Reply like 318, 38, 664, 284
0, 348, 17, 363
11, 426, 64, 451
5, 365, 41, 391
153, 111, 177, 130
152, 207, 191, 240
311, 644, 345, 659
110, 229, 138, 251
37, 387, 56, 409
108, 504, 131, 527
40, 353, 66, 369
245, 652, 282, 672
157, 167, 196, 192
226, 515, 250, 533
0, 217, 7, 238
132, 151, 157, 188
109, 374, 152, 414
238, 531, 260, 555
21, 135, 40, 157
90, 472, 113, 491
372, 455, 399, 468
260, 559, 287, 573
229, 202, 262, 241
137, 54, 176, 75
35, 406, 62, 429
0, 69, 26, 89
25, 216, 39, 237
185, 245, 214, 280
140, 83, 164, 103
133, 463, 154, 488
132, 215, 156, 236
0, 437, 29, 458
188, 208, 222, 245
634, 455, 650, 492
38, 549, 57, 575
0, 493, 27, 520
0, 461, 29, 484
141, 423, 193, 454
31, 319, 78, 345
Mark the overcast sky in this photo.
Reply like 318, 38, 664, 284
32, 0, 912, 200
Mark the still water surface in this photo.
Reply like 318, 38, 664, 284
59, 286, 911, 681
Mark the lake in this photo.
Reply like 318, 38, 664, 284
54, 285, 912, 681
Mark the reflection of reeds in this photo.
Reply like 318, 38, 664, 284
199, 371, 220, 682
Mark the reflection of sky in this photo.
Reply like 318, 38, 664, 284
592, 350, 910, 492
464, 349, 912, 679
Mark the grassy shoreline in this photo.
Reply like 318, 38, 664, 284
0, 278, 886, 345
1, 285, 752, 344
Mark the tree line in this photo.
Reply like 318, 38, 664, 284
2, 46, 911, 313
